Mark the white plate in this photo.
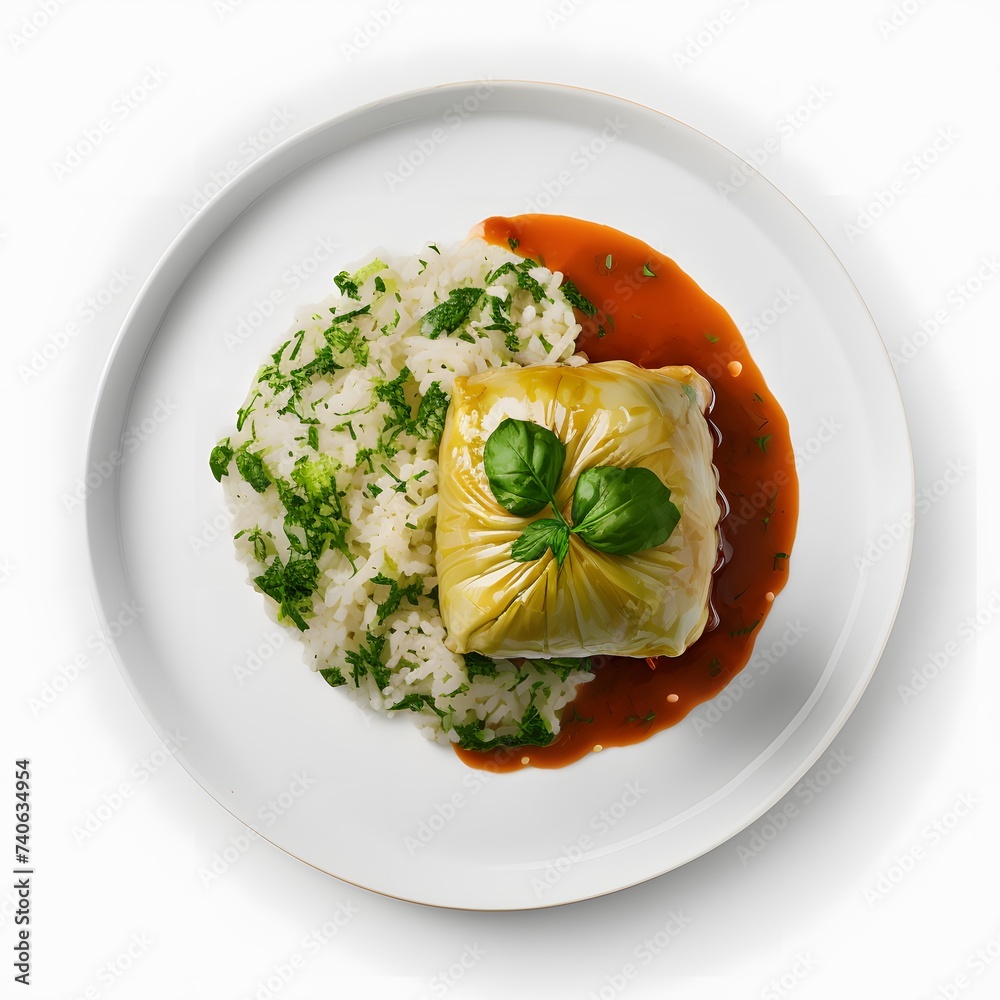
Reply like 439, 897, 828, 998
86, 82, 913, 910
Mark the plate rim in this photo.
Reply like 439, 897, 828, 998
84, 78, 915, 910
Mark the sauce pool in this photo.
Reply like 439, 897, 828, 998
456, 214, 799, 771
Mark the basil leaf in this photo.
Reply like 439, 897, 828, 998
510, 518, 570, 566
571, 466, 680, 555
483, 418, 566, 517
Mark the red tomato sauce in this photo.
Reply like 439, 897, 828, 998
456, 214, 798, 771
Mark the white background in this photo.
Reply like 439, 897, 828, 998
2, 0, 996, 997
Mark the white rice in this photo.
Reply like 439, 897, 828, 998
214, 238, 595, 747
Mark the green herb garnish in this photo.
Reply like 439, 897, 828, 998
560, 278, 598, 317
253, 555, 318, 630
235, 445, 270, 493
370, 572, 425, 623
570, 466, 680, 555
333, 271, 361, 300
409, 382, 450, 444
482, 418, 681, 565
482, 418, 566, 518
420, 287, 485, 339
210, 438, 233, 481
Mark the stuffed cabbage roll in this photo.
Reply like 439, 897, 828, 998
435, 360, 720, 659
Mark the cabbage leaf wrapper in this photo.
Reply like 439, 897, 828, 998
435, 360, 720, 658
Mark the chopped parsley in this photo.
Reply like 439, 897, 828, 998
319, 666, 347, 687
420, 287, 485, 339
370, 572, 425, 623
559, 278, 598, 317
373, 275, 386, 293
326, 304, 371, 327
246, 526, 269, 562
235, 391, 260, 432
523, 656, 592, 682
345, 629, 390, 689
754, 434, 772, 453
463, 652, 497, 679
210, 438, 233, 481
234, 445, 270, 493
605, 254, 613, 269
453, 701, 554, 750
409, 382, 450, 443
277, 460, 353, 566
253, 555, 318, 631
334, 270, 361, 300
642, 262, 656, 277
704, 333, 719, 344
773, 552, 789, 571
387, 693, 444, 717
507, 237, 519, 250
486, 257, 550, 302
